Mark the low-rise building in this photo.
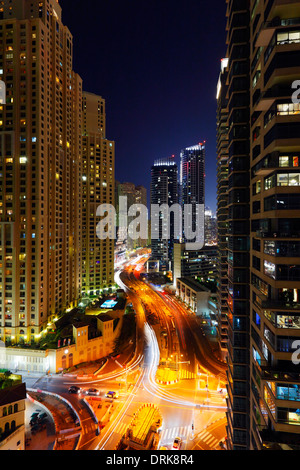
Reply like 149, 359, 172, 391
176, 277, 217, 317
173, 243, 218, 284
0, 381, 26, 451
0, 308, 124, 374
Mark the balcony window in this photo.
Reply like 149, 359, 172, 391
264, 260, 276, 279
264, 385, 276, 418
278, 408, 300, 425
277, 30, 300, 45
277, 102, 300, 116
276, 314, 300, 329
264, 174, 276, 190
264, 240, 276, 256
279, 156, 290, 167
277, 173, 300, 186
277, 384, 300, 402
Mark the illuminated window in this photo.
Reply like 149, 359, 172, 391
264, 260, 276, 279
277, 173, 300, 186
279, 156, 289, 167
277, 102, 300, 116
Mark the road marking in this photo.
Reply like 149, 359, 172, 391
114, 422, 128, 436
197, 431, 220, 449
204, 435, 216, 445
210, 438, 219, 448
198, 430, 208, 439
160, 426, 189, 442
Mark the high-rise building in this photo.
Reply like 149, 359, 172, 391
222, 0, 252, 451
150, 157, 178, 269
173, 243, 218, 284
180, 144, 205, 241
134, 185, 148, 248
0, 0, 83, 345
82, 92, 115, 296
216, 58, 229, 359
220, 0, 300, 451
249, 0, 300, 451
205, 208, 217, 245
115, 182, 148, 252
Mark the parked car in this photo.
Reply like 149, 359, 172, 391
84, 388, 100, 396
38, 412, 48, 422
172, 437, 182, 450
68, 386, 82, 394
105, 391, 118, 399
30, 413, 39, 426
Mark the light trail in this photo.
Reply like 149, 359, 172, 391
95, 365, 147, 450
63, 354, 144, 387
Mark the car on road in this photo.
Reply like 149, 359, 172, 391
30, 413, 40, 426
84, 388, 100, 396
38, 412, 48, 422
172, 437, 182, 450
105, 391, 118, 399
68, 386, 82, 394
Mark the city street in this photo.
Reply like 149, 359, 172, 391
22, 256, 227, 451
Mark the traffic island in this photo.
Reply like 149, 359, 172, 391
84, 396, 120, 432
116, 404, 162, 450
155, 366, 180, 386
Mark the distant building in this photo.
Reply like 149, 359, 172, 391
151, 157, 179, 270
176, 277, 216, 317
180, 144, 205, 241
115, 182, 148, 252
205, 208, 217, 245
173, 243, 218, 284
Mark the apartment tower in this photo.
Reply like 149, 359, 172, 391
150, 157, 178, 269
249, 0, 300, 450
216, 57, 229, 356
222, 0, 300, 450
0, 0, 83, 345
82, 92, 115, 296
224, 0, 251, 450
180, 144, 205, 241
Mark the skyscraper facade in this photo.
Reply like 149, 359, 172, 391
82, 92, 115, 296
0, 0, 83, 345
222, 0, 251, 450
249, 0, 300, 451
115, 182, 147, 252
220, 0, 300, 451
180, 144, 205, 241
216, 58, 229, 362
150, 157, 178, 269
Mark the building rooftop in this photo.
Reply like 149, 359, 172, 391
177, 277, 211, 292
0, 382, 26, 407
97, 314, 114, 323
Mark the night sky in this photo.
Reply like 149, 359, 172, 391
60, 0, 227, 213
